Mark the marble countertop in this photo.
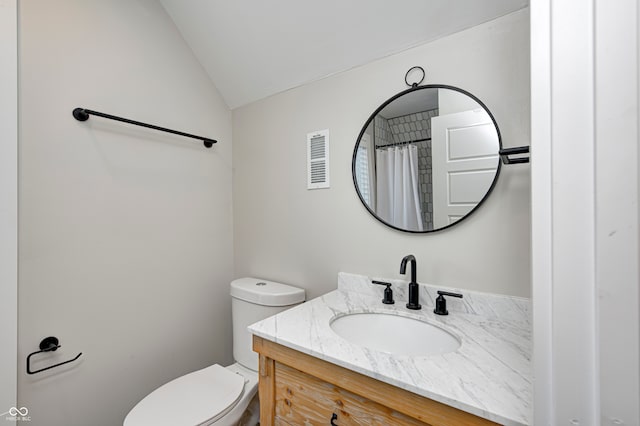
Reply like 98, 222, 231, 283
248, 273, 532, 425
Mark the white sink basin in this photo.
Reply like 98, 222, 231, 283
330, 313, 460, 356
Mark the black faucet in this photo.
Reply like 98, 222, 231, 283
372, 280, 395, 304
400, 254, 421, 310
433, 290, 464, 315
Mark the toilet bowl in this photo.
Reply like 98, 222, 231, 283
124, 278, 305, 426
124, 363, 257, 426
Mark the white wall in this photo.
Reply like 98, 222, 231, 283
531, 0, 640, 423
0, 0, 18, 415
438, 89, 483, 116
233, 9, 531, 299
18, 1, 233, 425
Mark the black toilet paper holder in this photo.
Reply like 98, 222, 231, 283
26, 336, 82, 375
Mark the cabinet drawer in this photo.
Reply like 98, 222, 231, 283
274, 362, 428, 426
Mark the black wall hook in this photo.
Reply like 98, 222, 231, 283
26, 336, 82, 375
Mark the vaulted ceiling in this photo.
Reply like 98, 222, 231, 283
160, 0, 529, 109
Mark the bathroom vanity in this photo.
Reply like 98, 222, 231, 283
250, 273, 532, 425
253, 336, 498, 425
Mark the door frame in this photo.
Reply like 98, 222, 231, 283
0, 0, 18, 413
531, 0, 640, 423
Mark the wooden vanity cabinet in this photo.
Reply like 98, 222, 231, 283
253, 336, 499, 426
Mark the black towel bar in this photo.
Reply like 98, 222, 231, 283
73, 107, 217, 148
499, 146, 530, 165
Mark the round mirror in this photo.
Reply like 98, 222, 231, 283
352, 85, 502, 233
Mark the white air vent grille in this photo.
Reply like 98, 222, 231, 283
307, 129, 330, 189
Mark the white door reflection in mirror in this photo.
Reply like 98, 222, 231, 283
431, 109, 500, 228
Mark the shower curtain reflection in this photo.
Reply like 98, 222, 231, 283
376, 145, 424, 231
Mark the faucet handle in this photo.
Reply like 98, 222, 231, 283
372, 280, 395, 305
433, 290, 463, 316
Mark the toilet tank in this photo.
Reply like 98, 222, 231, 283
230, 278, 305, 371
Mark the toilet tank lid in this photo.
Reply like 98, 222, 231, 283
230, 277, 305, 306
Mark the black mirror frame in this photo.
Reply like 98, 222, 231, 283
352, 84, 503, 234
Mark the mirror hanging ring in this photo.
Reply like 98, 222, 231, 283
405, 66, 426, 87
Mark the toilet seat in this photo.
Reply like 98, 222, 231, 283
124, 364, 245, 426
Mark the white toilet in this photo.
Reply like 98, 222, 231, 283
124, 278, 305, 426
